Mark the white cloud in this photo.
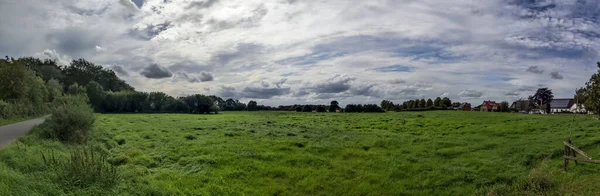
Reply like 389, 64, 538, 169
1, 0, 598, 105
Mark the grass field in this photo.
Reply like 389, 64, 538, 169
2, 111, 600, 195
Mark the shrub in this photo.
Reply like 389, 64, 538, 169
295, 106, 302, 112
46, 95, 95, 143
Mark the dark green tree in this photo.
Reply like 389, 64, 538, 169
302, 105, 312, 112
148, 92, 172, 112
67, 83, 86, 95
426, 99, 433, 107
419, 99, 426, 108
85, 81, 106, 112
434, 97, 442, 107
441, 97, 452, 108
46, 79, 63, 102
329, 100, 339, 112
529, 88, 554, 113
582, 62, 600, 116
247, 100, 258, 111
500, 101, 510, 112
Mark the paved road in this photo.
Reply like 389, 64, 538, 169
0, 116, 49, 148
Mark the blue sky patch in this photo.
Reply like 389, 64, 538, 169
373, 65, 413, 72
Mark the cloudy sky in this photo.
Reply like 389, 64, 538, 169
1, 0, 599, 106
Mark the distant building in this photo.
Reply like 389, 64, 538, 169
456, 103, 471, 111
510, 100, 530, 112
570, 103, 587, 113
549, 98, 574, 113
479, 101, 500, 112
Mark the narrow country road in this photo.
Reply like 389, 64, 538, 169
0, 116, 50, 148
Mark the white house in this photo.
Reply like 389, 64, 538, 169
570, 103, 587, 113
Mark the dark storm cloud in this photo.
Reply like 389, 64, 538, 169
212, 43, 263, 66
310, 75, 355, 94
458, 89, 484, 98
111, 65, 129, 76
199, 72, 214, 82
526, 66, 544, 74
349, 83, 379, 97
242, 86, 291, 99
550, 71, 563, 80
140, 64, 172, 79
216, 85, 237, 98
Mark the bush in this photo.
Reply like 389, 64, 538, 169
295, 106, 302, 112
46, 95, 95, 143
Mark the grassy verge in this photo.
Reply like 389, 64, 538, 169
1, 111, 600, 195
0, 122, 118, 195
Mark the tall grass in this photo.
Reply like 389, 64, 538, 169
42, 147, 118, 188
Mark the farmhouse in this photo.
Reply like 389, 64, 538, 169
479, 101, 500, 112
456, 103, 471, 111
510, 100, 530, 112
549, 98, 574, 113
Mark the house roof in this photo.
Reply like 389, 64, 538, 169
550, 98, 573, 109
481, 101, 500, 109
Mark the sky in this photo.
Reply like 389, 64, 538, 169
1, 0, 599, 106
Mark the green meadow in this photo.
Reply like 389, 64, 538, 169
2, 111, 600, 195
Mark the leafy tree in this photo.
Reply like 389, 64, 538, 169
148, 92, 172, 112
46, 79, 63, 102
451, 102, 461, 108
28, 75, 49, 104
295, 106, 303, 112
17, 57, 64, 82
302, 105, 312, 112
409, 100, 416, 109
419, 99, 426, 108
441, 97, 452, 108
0, 60, 34, 101
182, 94, 215, 114
209, 95, 225, 110
574, 88, 586, 112
529, 88, 554, 113
63, 59, 133, 92
67, 83, 87, 95
329, 100, 339, 112
247, 100, 258, 111
85, 81, 106, 112
434, 97, 442, 107
582, 62, 600, 116
426, 99, 433, 107
500, 101, 510, 112
381, 100, 394, 111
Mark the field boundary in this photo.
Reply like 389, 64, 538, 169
563, 140, 600, 171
